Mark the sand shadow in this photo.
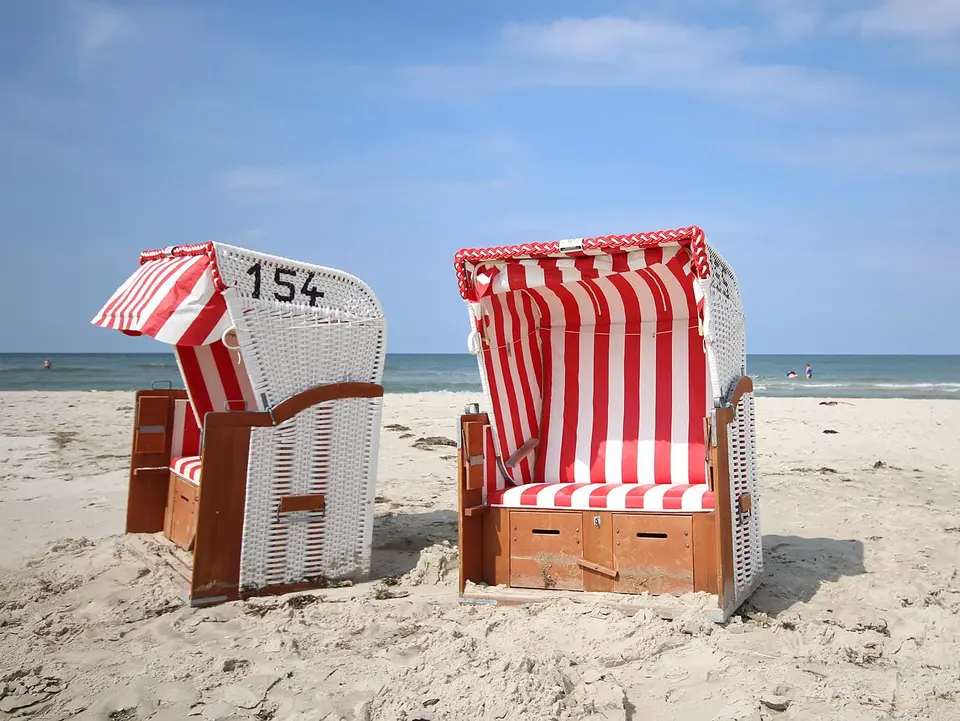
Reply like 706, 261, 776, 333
745, 534, 866, 615
368, 509, 458, 580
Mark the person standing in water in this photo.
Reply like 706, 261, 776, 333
43, 359, 52, 369
805, 363, 813, 379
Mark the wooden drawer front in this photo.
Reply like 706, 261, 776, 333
612, 514, 694, 595
167, 475, 199, 551
509, 511, 583, 591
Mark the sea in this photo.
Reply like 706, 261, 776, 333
0, 353, 958, 400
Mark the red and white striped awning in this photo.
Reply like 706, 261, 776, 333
91, 243, 232, 346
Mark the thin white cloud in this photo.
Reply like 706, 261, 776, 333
856, 0, 960, 39
72, 0, 128, 68
402, 16, 855, 109
755, 127, 960, 175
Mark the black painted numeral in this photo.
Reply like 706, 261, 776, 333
245, 262, 324, 305
300, 272, 325, 306
247, 262, 262, 299
273, 267, 296, 302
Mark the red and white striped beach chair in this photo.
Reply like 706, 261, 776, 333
92, 242, 386, 606
453, 227, 761, 621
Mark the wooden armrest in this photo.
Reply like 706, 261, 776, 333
506, 438, 539, 468
203, 382, 385, 431
726, 376, 754, 416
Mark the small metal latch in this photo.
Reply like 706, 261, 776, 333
558, 237, 584, 252
593, 515, 601, 527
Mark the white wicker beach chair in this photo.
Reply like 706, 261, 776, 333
452, 226, 761, 621
92, 242, 386, 605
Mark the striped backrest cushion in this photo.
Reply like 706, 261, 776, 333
171, 399, 201, 457
173, 340, 258, 426
475, 245, 711, 486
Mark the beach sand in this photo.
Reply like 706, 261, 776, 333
1, 391, 959, 720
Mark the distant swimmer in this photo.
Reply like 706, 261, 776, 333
43, 359, 52, 369
786, 370, 798, 379
806, 363, 813, 379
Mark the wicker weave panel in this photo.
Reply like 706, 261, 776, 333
702, 246, 746, 406
727, 392, 762, 600
210, 243, 386, 589
239, 397, 383, 587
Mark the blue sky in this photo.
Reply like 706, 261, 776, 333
1, 0, 958, 354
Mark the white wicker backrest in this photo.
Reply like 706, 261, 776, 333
700, 245, 747, 407
211, 242, 387, 588
213, 243, 386, 404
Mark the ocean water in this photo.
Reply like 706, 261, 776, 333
0, 353, 957, 399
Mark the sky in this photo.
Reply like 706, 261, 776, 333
1, 0, 959, 355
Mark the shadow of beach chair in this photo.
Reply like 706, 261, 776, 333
92, 242, 386, 606
452, 226, 761, 622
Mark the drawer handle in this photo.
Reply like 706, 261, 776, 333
532, 529, 560, 536
636, 532, 668, 539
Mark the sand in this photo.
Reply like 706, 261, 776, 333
1, 391, 959, 720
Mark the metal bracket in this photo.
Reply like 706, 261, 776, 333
710, 409, 718, 447
467, 454, 484, 466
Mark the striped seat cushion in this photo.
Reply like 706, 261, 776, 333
170, 456, 202, 485
489, 482, 714, 512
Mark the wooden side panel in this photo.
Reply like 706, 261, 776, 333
712, 408, 736, 614
458, 415, 488, 593
612, 514, 694, 595
126, 390, 185, 534
581, 511, 615, 592
482, 506, 510, 586
692, 511, 719, 594
189, 418, 252, 603
509, 510, 583, 591
459, 447, 484, 592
